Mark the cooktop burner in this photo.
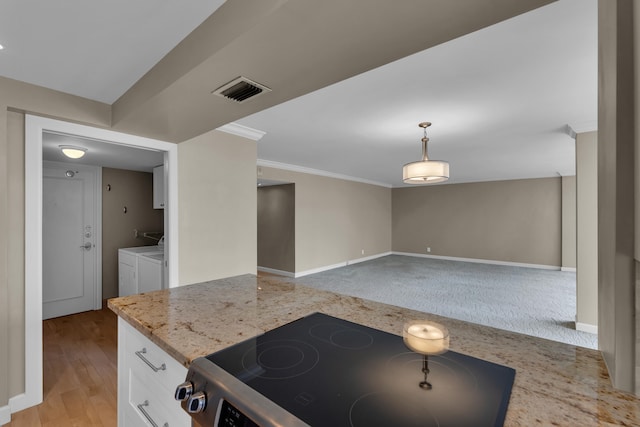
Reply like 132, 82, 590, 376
206, 313, 515, 427
240, 339, 319, 380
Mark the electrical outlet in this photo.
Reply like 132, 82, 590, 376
426, 247, 431, 253
361, 249, 365, 255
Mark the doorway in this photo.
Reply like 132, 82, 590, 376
19, 115, 178, 413
42, 161, 101, 319
257, 181, 295, 276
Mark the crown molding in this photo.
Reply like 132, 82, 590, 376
257, 159, 392, 188
566, 120, 597, 138
216, 122, 266, 141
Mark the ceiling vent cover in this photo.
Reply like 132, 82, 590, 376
213, 77, 271, 103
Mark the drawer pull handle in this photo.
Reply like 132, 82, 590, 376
135, 348, 166, 372
136, 400, 168, 427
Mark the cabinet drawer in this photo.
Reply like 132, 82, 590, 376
122, 322, 186, 387
127, 368, 190, 427
118, 318, 189, 426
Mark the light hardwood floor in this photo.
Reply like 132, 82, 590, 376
8, 307, 118, 427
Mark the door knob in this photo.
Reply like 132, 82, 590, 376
80, 242, 92, 250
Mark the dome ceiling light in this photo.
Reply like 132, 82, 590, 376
59, 145, 88, 159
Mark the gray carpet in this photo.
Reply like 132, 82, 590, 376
289, 255, 597, 349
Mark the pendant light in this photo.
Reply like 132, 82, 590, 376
402, 122, 449, 184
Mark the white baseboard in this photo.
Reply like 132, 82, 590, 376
9, 393, 34, 414
293, 252, 392, 278
561, 267, 577, 272
576, 322, 598, 334
0, 404, 10, 426
269, 251, 563, 279
257, 266, 295, 278
0, 393, 36, 425
294, 261, 347, 278
393, 252, 561, 271
346, 252, 392, 266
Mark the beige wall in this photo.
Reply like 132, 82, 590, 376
561, 175, 577, 269
0, 76, 259, 409
1, 96, 7, 410
598, 0, 636, 394
1, 76, 111, 405
634, 0, 640, 396
178, 129, 257, 285
3, 3, 640, 406
258, 184, 295, 273
576, 132, 598, 328
6, 111, 25, 400
259, 167, 392, 273
392, 178, 562, 266
102, 168, 164, 299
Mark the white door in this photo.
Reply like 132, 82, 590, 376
42, 162, 99, 319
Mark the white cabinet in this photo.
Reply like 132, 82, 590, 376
117, 317, 190, 427
153, 165, 165, 209
118, 246, 164, 297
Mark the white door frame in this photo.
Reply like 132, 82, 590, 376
18, 115, 179, 413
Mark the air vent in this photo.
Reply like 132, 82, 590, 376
212, 77, 271, 103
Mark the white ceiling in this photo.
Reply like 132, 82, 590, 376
1, 0, 596, 186
42, 132, 164, 173
241, 0, 596, 186
0, 0, 226, 104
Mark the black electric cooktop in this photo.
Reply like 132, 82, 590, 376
206, 313, 515, 427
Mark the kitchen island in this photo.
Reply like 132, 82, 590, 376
108, 274, 639, 426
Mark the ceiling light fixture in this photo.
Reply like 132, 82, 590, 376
402, 122, 449, 184
59, 145, 87, 159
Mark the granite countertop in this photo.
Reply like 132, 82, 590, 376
108, 274, 639, 426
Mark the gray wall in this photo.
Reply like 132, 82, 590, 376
636, 0, 640, 397
259, 167, 392, 273
598, 0, 637, 394
258, 184, 295, 273
102, 168, 164, 299
392, 178, 562, 266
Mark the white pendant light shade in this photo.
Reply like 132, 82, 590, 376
403, 160, 449, 184
402, 122, 449, 184
59, 145, 87, 159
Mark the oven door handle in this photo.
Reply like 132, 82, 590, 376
136, 400, 168, 427
135, 348, 167, 372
